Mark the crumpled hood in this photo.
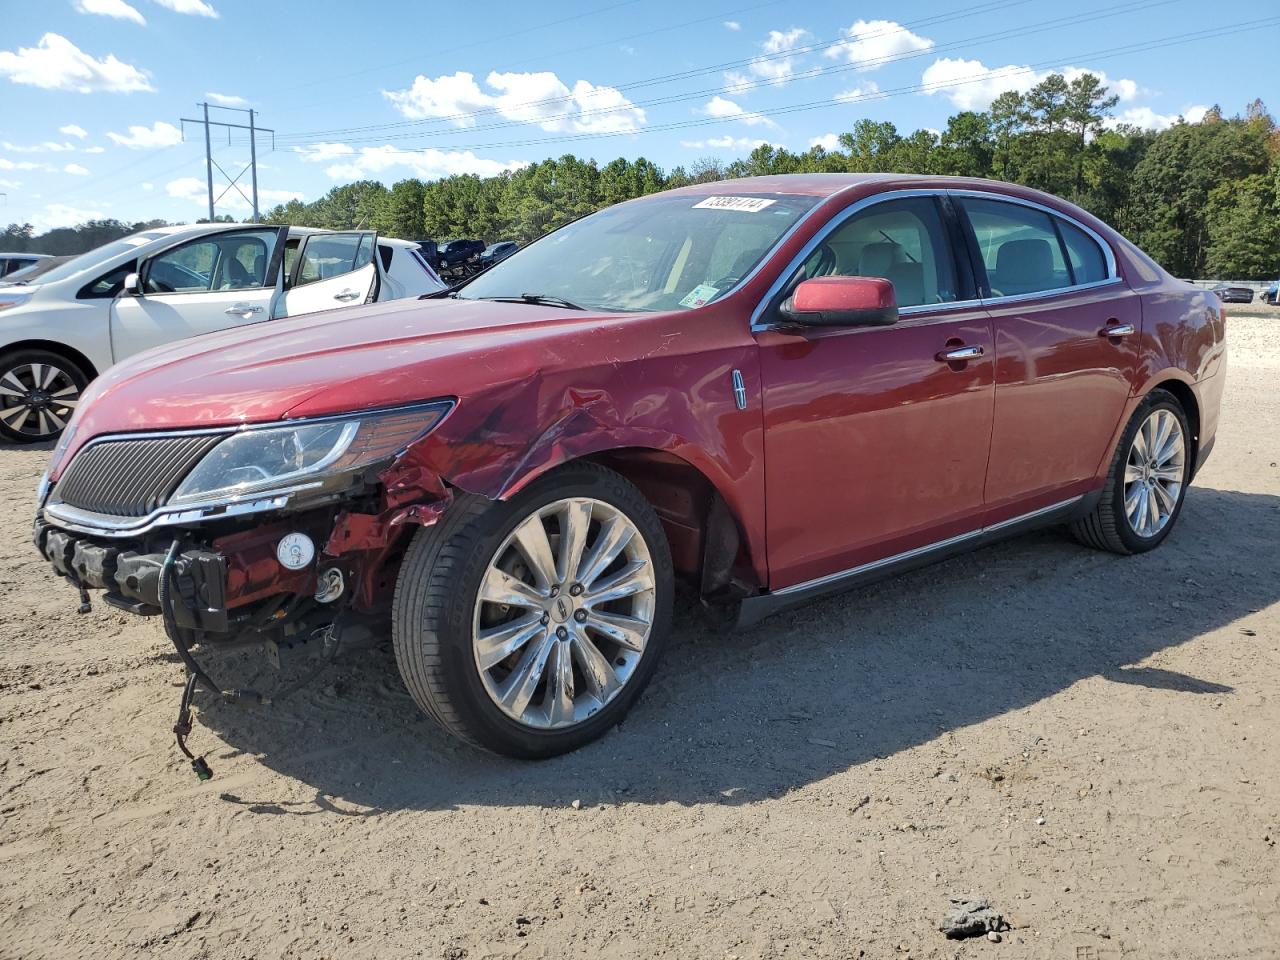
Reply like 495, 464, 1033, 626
61, 296, 637, 462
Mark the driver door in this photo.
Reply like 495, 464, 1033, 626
756, 193, 995, 589
109, 227, 286, 362
278, 232, 379, 318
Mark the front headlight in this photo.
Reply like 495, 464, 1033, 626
168, 400, 453, 506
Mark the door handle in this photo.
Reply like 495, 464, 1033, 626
937, 345, 984, 362
1099, 321, 1136, 338
333, 289, 361, 302
224, 304, 264, 317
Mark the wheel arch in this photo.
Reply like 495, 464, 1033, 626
495, 444, 764, 596
0, 339, 99, 380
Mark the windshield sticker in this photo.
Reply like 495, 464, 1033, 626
692, 196, 777, 213
679, 283, 721, 308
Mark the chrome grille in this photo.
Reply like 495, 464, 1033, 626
51, 434, 224, 518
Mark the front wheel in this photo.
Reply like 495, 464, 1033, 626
1070, 388, 1192, 554
392, 462, 673, 758
0, 349, 89, 443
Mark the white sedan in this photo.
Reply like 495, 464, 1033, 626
0, 224, 445, 442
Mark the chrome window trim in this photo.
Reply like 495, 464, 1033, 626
751, 188, 941, 331
772, 495, 1084, 598
751, 187, 1123, 330
947, 189, 1119, 282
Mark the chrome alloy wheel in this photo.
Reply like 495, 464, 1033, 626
0, 362, 80, 440
472, 497, 656, 730
1124, 408, 1185, 538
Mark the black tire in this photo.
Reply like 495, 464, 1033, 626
1069, 388, 1192, 555
0, 348, 90, 444
392, 461, 674, 759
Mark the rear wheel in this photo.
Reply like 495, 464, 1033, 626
0, 348, 89, 443
392, 462, 673, 758
1070, 388, 1191, 554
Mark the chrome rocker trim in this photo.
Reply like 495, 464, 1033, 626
735, 492, 1097, 628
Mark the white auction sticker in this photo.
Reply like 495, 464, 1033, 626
692, 196, 777, 213
276, 532, 315, 571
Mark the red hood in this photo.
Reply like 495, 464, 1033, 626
62, 296, 636, 460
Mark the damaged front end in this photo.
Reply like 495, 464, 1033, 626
33, 399, 458, 776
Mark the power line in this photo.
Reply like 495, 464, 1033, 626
272, 16, 1279, 157
272, 0, 1040, 143
270, 0, 1182, 149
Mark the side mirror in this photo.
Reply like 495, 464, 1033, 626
122, 272, 141, 296
778, 276, 898, 327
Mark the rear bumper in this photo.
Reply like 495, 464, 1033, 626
35, 518, 230, 632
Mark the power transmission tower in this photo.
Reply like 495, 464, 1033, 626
179, 103, 275, 222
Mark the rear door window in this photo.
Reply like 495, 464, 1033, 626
1057, 219, 1109, 285
960, 197, 1072, 298
293, 233, 375, 288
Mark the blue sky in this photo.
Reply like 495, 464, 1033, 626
1, 0, 1273, 233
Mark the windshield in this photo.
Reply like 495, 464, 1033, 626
27, 231, 169, 286
458, 192, 819, 313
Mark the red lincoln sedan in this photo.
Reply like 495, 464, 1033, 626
35, 174, 1226, 767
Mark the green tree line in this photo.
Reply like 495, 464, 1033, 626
6, 75, 1278, 279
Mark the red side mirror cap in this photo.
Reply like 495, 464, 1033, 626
779, 276, 898, 327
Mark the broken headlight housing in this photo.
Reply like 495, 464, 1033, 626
168, 400, 454, 506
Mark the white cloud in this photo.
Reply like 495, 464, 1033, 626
834, 81, 882, 103
83, 145, 105, 153
0, 178, 20, 189
921, 58, 1143, 111
141, 181, 153, 191
0, 158, 46, 171
321, 145, 529, 182
2, 140, 77, 153
152, 0, 218, 17
1104, 105, 1210, 131
809, 133, 842, 151
384, 69, 645, 133
29, 203, 107, 232
702, 95, 777, 128
0, 33, 152, 93
59, 124, 89, 139
165, 176, 299, 212
724, 20, 741, 30
64, 163, 90, 176
680, 135, 774, 150
750, 28, 808, 85
826, 20, 933, 71
106, 120, 183, 148
206, 91, 246, 106
293, 142, 355, 163
74, 0, 146, 24
921, 57, 1038, 110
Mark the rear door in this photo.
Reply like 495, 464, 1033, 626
955, 194, 1142, 519
109, 227, 286, 362
279, 232, 379, 317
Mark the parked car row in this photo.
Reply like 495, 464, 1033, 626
414, 238, 520, 284
31, 173, 1225, 767
0, 224, 444, 442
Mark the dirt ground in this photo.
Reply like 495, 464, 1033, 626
2, 310, 1278, 960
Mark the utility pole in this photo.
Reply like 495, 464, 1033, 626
180, 103, 275, 222
248, 109, 259, 222
202, 101, 214, 222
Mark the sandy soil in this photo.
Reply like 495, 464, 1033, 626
2, 314, 1278, 960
